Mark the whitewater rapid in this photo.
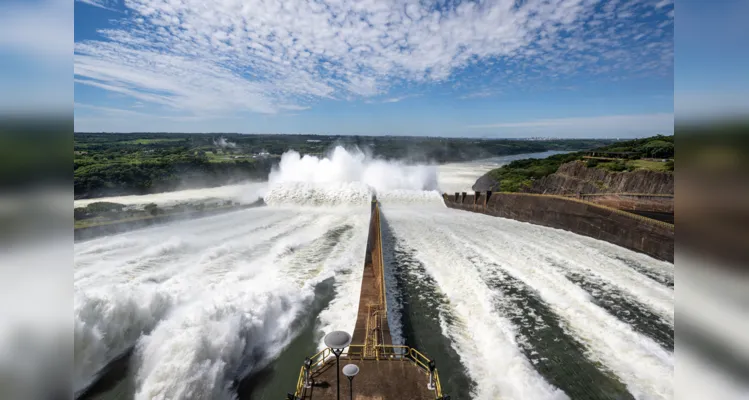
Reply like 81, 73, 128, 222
381, 204, 673, 400
74, 147, 673, 400
74, 207, 369, 398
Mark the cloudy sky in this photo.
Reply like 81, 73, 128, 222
73, 0, 675, 137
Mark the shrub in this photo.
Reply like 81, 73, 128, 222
596, 161, 627, 172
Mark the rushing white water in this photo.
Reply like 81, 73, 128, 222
74, 148, 673, 400
74, 207, 369, 398
381, 205, 674, 400
270, 146, 439, 192
73, 146, 445, 398
74, 182, 267, 209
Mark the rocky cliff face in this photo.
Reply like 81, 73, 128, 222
472, 160, 674, 194
525, 161, 674, 195
472, 173, 502, 192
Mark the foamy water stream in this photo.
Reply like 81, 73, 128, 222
74, 148, 673, 400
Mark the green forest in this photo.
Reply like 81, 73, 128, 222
74, 132, 616, 199
486, 135, 674, 192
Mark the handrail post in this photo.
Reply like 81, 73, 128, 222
303, 357, 312, 388
427, 360, 436, 391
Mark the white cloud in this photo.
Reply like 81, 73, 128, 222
75, 102, 150, 117
469, 113, 674, 137
278, 104, 311, 111
459, 90, 499, 99
76, 0, 120, 12
74, 0, 673, 116
364, 94, 420, 104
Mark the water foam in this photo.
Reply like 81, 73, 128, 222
264, 182, 372, 207
75, 206, 370, 399
264, 146, 441, 207
377, 189, 445, 206
74, 286, 172, 393
383, 206, 674, 399
74, 182, 266, 209
133, 280, 304, 400
383, 208, 568, 400
270, 146, 438, 191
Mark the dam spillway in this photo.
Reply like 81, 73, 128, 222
443, 191, 674, 263
289, 199, 444, 399
287, 188, 676, 398
73, 182, 673, 400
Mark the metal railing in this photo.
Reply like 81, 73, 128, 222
290, 202, 447, 399
373, 201, 387, 315
293, 344, 444, 399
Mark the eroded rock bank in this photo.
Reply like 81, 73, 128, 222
474, 161, 674, 195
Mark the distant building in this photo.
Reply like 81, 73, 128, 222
586, 151, 639, 159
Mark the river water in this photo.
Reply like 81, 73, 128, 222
74, 150, 673, 400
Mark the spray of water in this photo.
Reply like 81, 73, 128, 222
264, 146, 443, 206
213, 137, 237, 149
73, 149, 673, 399
270, 146, 438, 191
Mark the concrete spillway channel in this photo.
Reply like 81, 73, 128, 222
290, 199, 446, 399
444, 191, 674, 263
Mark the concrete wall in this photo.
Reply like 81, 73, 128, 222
443, 191, 674, 263
74, 204, 255, 242
352, 200, 392, 350
577, 193, 674, 214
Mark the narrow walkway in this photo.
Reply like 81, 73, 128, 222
296, 200, 437, 399
351, 200, 391, 354
300, 360, 434, 400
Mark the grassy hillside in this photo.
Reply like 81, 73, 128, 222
74, 132, 615, 198
485, 135, 674, 193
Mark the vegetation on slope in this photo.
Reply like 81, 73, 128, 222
483, 135, 674, 193
74, 132, 615, 198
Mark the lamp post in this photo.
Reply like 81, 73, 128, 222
324, 331, 352, 400
342, 364, 359, 400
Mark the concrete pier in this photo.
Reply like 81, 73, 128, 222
291, 200, 442, 400
350, 200, 391, 353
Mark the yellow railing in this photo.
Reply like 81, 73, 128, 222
364, 305, 384, 357
374, 201, 387, 316
293, 344, 444, 399
292, 203, 446, 398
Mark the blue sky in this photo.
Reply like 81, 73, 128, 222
71, 0, 676, 137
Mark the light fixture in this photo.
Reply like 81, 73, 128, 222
342, 363, 360, 400
324, 331, 352, 400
